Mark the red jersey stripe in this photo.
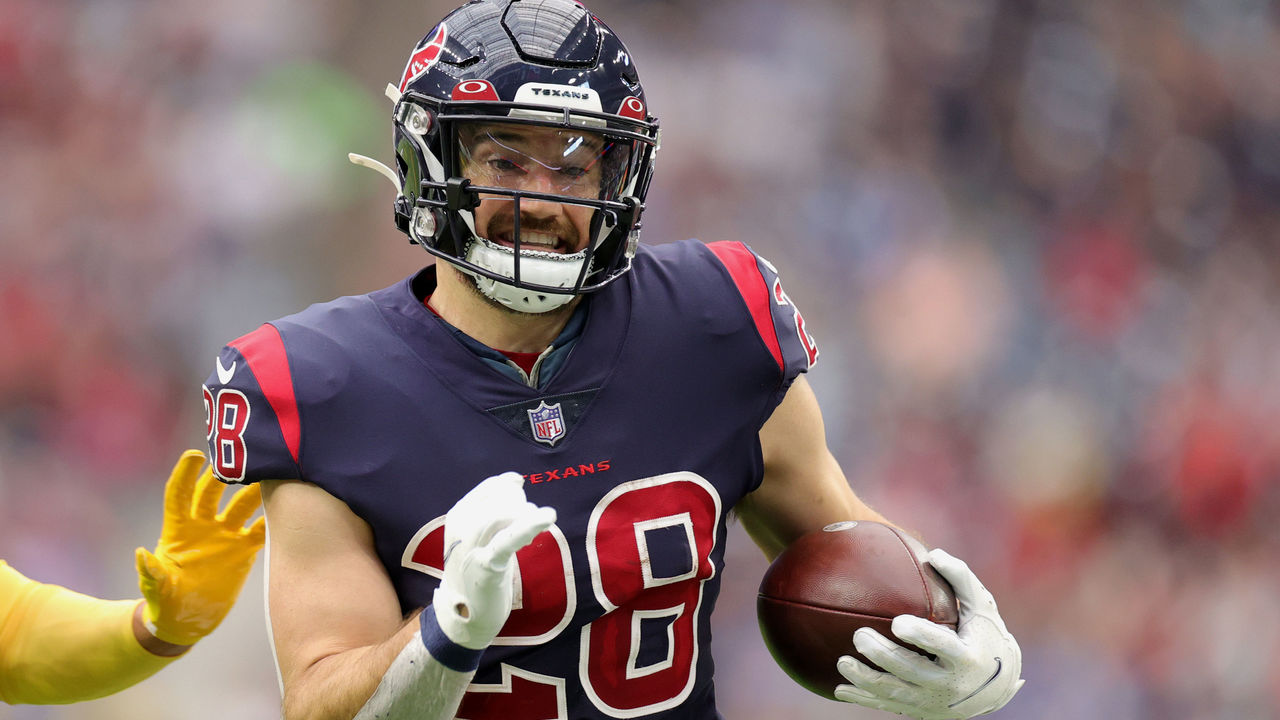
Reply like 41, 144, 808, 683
230, 324, 302, 464
708, 241, 784, 372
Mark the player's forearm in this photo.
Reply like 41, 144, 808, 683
282, 612, 475, 720
282, 621, 417, 720
0, 567, 177, 704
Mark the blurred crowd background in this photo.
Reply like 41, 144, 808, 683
2, 0, 1279, 718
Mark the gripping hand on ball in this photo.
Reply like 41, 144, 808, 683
431, 472, 557, 650
834, 549, 1024, 719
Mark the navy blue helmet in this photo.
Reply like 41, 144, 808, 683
389, 0, 660, 312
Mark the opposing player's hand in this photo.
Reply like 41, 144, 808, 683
135, 450, 267, 646
432, 472, 557, 650
834, 549, 1023, 719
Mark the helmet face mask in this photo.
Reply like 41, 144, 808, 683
389, 0, 660, 313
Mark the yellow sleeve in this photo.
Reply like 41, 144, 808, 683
0, 560, 178, 705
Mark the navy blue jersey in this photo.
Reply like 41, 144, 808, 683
202, 239, 818, 719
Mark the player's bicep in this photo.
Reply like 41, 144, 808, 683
737, 376, 887, 561
262, 479, 405, 687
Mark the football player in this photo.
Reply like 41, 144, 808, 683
202, 1, 1024, 718
0, 450, 265, 705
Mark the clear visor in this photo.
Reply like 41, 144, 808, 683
456, 122, 634, 201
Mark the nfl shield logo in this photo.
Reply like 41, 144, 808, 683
527, 401, 566, 446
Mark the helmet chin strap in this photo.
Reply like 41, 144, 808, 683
399, 197, 579, 315
461, 237, 583, 314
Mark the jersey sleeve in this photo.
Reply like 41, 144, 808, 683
707, 241, 820, 391
202, 323, 303, 485
0, 561, 175, 705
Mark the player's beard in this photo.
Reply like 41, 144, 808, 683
467, 206, 586, 317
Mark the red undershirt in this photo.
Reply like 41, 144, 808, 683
424, 295, 542, 376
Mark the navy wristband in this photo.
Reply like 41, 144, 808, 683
419, 606, 483, 673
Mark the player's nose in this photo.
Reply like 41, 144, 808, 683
516, 174, 565, 216
520, 166, 568, 195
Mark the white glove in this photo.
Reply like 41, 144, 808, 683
431, 472, 557, 650
834, 548, 1024, 719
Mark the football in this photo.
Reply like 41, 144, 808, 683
756, 520, 959, 701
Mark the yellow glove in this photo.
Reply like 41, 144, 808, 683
135, 450, 267, 646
